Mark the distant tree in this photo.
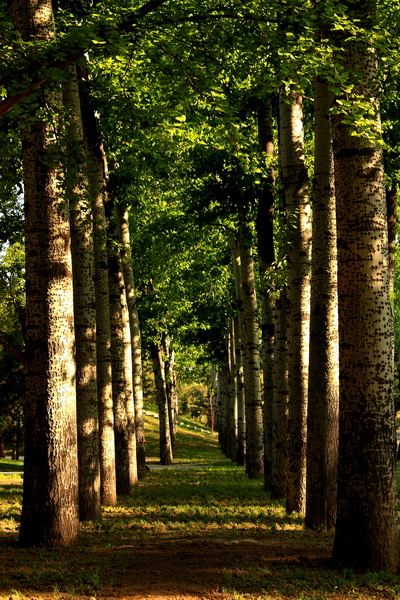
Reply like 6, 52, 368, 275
108, 210, 138, 493
279, 88, 312, 513
150, 340, 173, 465
117, 203, 147, 479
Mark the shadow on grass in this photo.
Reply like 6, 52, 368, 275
0, 459, 23, 472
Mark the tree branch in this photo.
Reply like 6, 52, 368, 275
0, 0, 168, 117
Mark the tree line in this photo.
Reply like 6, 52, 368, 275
0, 0, 399, 575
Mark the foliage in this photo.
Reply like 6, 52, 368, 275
0, 243, 25, 454
178, 381, 209, 422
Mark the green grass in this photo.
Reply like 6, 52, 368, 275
0, 458, 23, 472
1, 418, 400, 600
144, 412, 222, 463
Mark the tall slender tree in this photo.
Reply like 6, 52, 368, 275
150, 341, 173, 465
279, 88, 312, 513
108, 209, 138, 493
229, 237, 246, 467
256, 99, 276, 491
238, 228, 264, 479
79, 78, 117, 506
306, 78, 339, 530
331, 0, 399, 571
63, 65, 101, 521
11, 0, 79, 546
117, 203, 147, 479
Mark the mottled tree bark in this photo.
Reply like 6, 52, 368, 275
279, 89, 312, 513
223, 327, 237, 461
63, 65, 101, 522
108, 214, 138, 493
331, 4, 399, 569
150, 342, 173, 465
238, 229, 264, 479
79, 81, 117, 506
271, 287, 288, 499
228, 319, 238, 461
164, 338, 178, 453
229, 237, 246, 467
117, 204, 146, 479
256, 100, 276, 491
12, 0, 80, 546
306, 78, 339, 531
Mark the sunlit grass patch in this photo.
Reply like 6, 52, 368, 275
0, 475, 22, 533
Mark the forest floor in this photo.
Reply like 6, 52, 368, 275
0, 414, 400, 600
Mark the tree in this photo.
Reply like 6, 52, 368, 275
238, 228, 264, 479
63, 64, 101, 521
79, 76, 117, 506
150, 340, 173, 465
108, 208, 138, 493
11, 0, 80, 547
117, 203, 147, 479
305, 77, 339, 531
256, 99, 276, 490
279, 88, 312, 513
331, 0, 399, 571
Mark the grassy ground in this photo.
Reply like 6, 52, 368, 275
0, 417, 400, 600
0, 459, 23, 472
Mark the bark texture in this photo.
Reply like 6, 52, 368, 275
165, 342, 178, 452
331, 25, 399, 571
79, 81, 117, 506
238, 230, 264, 479
108, 214, 137, 493
229, 238, 246, 466
63, 65, 101, 522
256, 100, 276, 491
271, 287, 288, 499
151, 342, 173, 465
117, 204, 146, 479
279, 89, 312, 513
305, 78, 339, 531
12, 0, 80, 546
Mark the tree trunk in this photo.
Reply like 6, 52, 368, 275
331, 7, 399, 570
234, 315, 246, 466
256, 100, 276, 491
79, 79, 117, 507
271, 287, 289, 499
386, 184, 397, 302
164, 338, 178, 452
117, 204, 147, 479
229, 237, 246, 467
279, 88, 312, 513
108, 214, 138, 493
228, 319, 238, 461
63, 65, 101, 522
150, 342, 173, 465
12, 0, 80, 548
238, 229, 264, 479
305, 78, 339, 531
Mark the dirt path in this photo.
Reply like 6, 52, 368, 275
0, 529, 333, 600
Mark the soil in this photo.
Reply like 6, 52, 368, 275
0, 529, 333, 600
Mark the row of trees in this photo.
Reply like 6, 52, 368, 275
0, 0, 399, 574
